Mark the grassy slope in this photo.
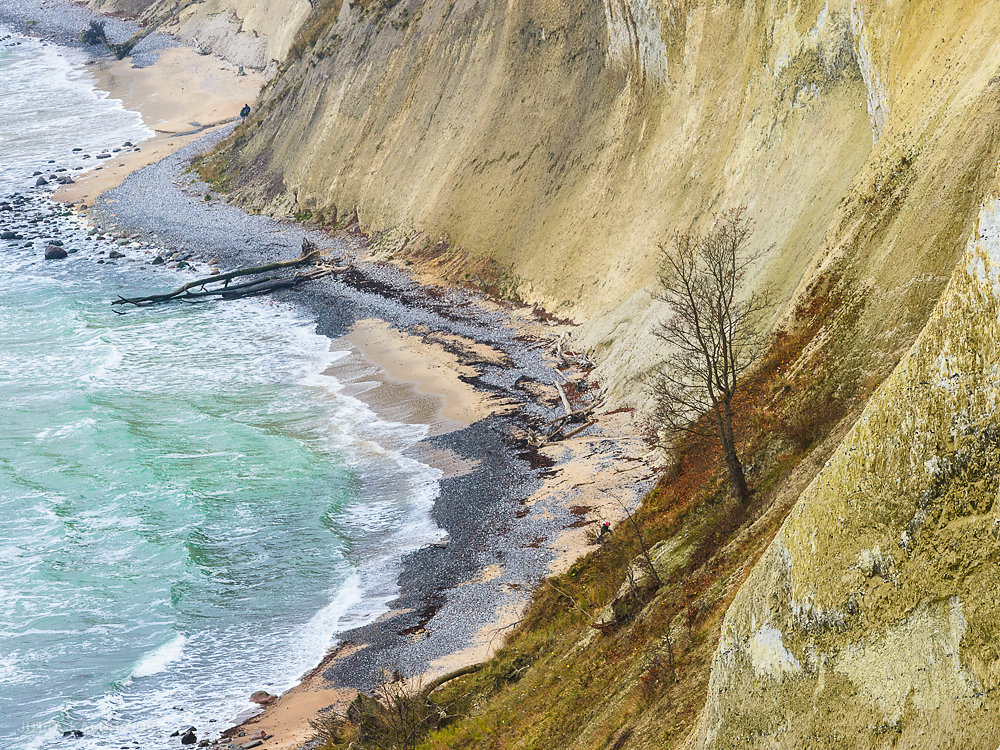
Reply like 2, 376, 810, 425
303, 266, 868, 750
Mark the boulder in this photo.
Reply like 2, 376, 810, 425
1, 231, 19, 240
151, 256, 165, 265
44, 245, 68, 260
61, 729, 84, 738
180, 730, 197, 745
35, 177, 48, 186
249, 690, 277, 705
108, 250, 125, 259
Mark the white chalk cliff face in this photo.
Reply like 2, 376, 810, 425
89, 0, 311, 71
692, 199, 1000, 747
201, 0, 1000, 412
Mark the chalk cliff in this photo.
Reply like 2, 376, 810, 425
103, 0, 1000, 745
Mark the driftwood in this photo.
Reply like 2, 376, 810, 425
554, 377, 572, 416
552, 331, 594, 370
112, 241, 342, 309
421, 664, 483, 697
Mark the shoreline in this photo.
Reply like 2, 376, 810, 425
93, 131, 657, 750
1, 9, 656, 748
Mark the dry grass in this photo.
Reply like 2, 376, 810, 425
406, 263, 872, 750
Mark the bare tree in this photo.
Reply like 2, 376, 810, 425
612, 495, 661, 589
650, 207, 772, 504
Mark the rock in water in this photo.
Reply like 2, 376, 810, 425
249, 690, 277, 705
35, 176, 48, 186
1, 231, 19, 240
61, 729, 84, 738
151, 256, 165, 265
180, 730, 197, 745
44, 245, 68, 260
108, 250, 125, 259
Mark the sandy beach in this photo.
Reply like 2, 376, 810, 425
1, 11, 656, 747
55, 46, 264, 207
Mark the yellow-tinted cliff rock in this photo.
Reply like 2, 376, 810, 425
196, 0, 1000, 409
88, 0, 311, 70
691, 199, 1000, 748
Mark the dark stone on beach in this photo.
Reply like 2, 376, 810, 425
33, 171, 42, 176
61, 729, 84, 738
1, 231, 19, 240
58, 177, 75, 185
45, 245, 68, 260
180, 730, 197, 745
55, 168, 66, 172
108, 250, 125, 259
97, 153, 112, 160
249, 690, 277, 705
243, 742, 261, 749
72, 147, 83, 152
47, 239, 64, 246
123, 141, 134, 147
35, 177, 48, 186
47, 159, 55, 164
151, 255, 165, 265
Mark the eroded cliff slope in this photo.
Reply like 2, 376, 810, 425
693, 200, 1000, 748
88, 0, 310, 70
204, 0, 1000, 408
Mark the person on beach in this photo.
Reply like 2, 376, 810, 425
598, 521, 612, 540
240, 104, 251, 120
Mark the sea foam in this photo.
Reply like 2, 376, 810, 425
131, 634, 187, 678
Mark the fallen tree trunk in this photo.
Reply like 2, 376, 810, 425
421, 664, 483, 697
112, 242, 333, 309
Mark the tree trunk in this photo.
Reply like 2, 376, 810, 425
717, 398, 750, 504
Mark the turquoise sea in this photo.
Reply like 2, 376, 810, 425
0, 30, 441, 749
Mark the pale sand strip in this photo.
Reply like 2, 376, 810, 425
55, 45, 264, 206
339, 317, 507, 434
